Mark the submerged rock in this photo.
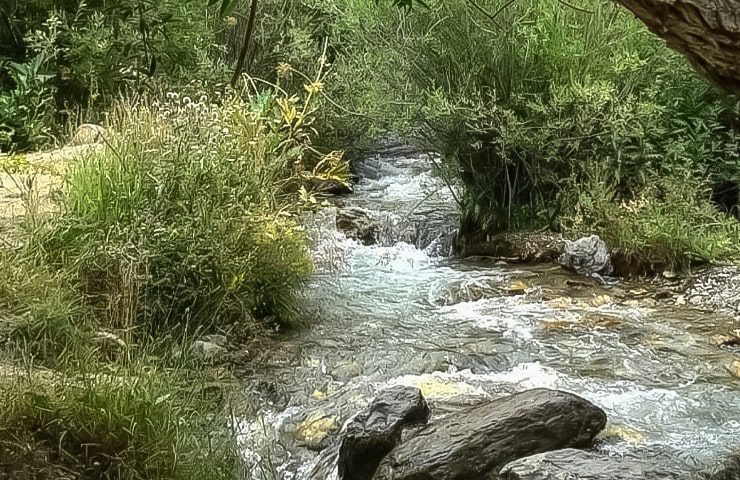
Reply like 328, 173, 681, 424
296, 411, 340, 451
726, 360, 740, 379
558, 235, 613, 277
710, 331, 740, 348
338, 386, 430, 480
704, 450, 740, 480
371, 389, 607, 480
499, 448, 680, 479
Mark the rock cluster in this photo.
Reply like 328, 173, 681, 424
327, 386, 736, 480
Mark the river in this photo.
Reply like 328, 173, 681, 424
237, 145, 740, 479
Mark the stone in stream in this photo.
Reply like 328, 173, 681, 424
371, 388, 607, 480
311, 177, 354, 195
499, 448, 680, 479
336, 206, 378, 245
558, 235, 613, 277
454, 231, 566, 261
338, 386, 430, 480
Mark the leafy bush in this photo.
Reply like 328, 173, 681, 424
320, 0, 739, 266
560, 170, 740, 269
0, 53, 56, 151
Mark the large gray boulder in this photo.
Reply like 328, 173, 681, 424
68, 123, 107, 146
339, 386, 430, 480
558, 235, 613, 276
499, 448, 680, 479
372, 389, 607, 480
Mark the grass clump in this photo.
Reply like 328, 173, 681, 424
0, 366, 238, 480
33, 89, 327, 333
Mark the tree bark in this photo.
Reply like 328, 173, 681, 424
230, 0, 258, 88
613, 0, 740, 95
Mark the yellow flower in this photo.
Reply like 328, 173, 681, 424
276, 62, 292, 78
223, 16, 237, 27
304, 81, 324, 94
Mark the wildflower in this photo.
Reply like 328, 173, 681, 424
304, 81, 324, 94
224, 16, 237, 27
276, 62, 292, 78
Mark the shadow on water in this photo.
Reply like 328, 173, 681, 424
237, 148, 740, 479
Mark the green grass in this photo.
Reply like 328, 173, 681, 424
0, 362, 239, 480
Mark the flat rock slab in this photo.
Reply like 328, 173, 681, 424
339, 386, 430, 480
372, 388, 607, 480
499, 448, 680, 479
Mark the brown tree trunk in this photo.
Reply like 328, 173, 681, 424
614, 0, 740, 95
230, 0, 258, 88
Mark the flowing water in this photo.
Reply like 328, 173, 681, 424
238, 146, 740, 479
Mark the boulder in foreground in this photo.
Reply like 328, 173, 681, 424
372, 388, 607, 480
339, 386, 430, 480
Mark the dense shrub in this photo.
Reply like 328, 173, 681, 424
1, 0, 228, 150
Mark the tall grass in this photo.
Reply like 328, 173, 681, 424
33, 90, 320, 334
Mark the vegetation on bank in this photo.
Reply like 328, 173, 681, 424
1, 0, 739, 477
0, 70, 343, 475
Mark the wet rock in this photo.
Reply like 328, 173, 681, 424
337, 207, 378, 245
558, 235, 613, 277
68, 123, 107, 146
338, 386, 430, 480
296, 411, 340, 451
456, 231, 566, 262
499, 448, 680, 479
312, 177, 353, 195
372, 389, 607, 480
